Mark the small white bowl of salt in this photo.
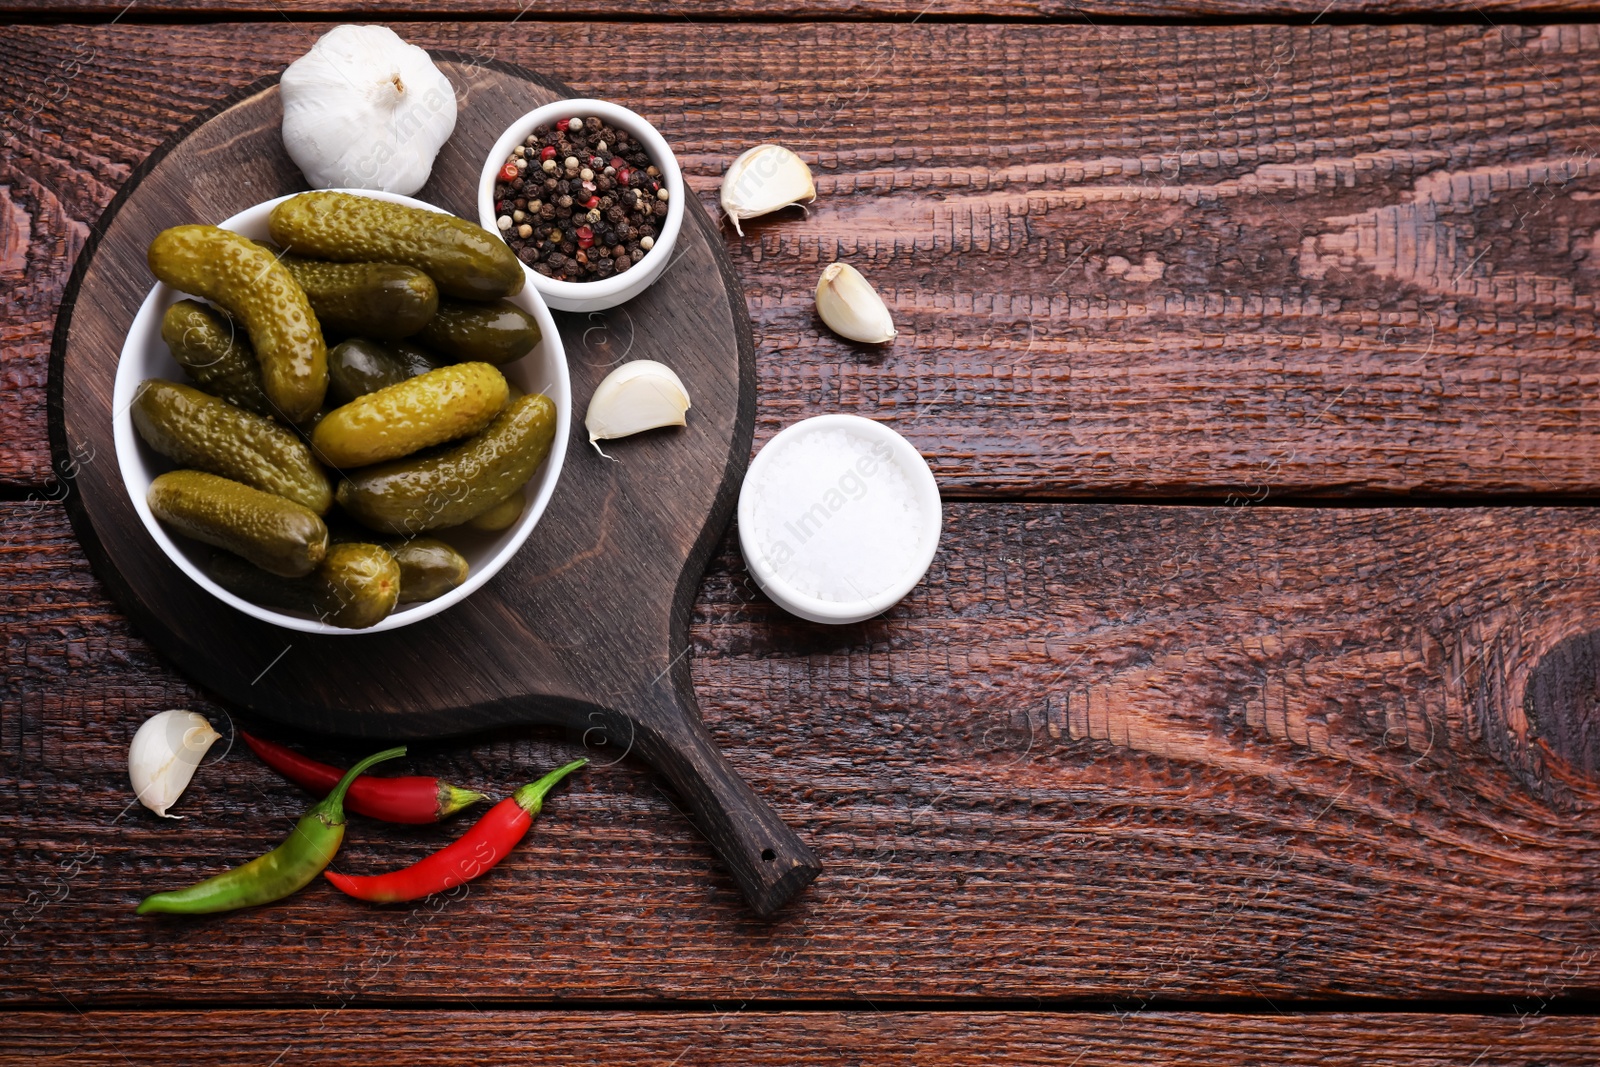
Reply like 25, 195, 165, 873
737, 414, 942, 624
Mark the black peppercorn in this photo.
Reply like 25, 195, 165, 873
492, 115, 667, 281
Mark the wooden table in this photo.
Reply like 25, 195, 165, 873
4, 3, 1600, 1063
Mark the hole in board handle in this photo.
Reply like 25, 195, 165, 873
761, 848, 776, 863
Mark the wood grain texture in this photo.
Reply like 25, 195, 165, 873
4, 1010, 1600, 1065
8, 23, 1600, 499
4, 500, 1600, 1004
4, 0, 1600, 18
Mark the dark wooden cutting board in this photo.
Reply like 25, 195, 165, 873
47, 57, 820, 917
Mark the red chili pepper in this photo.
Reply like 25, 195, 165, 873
241, 731, 484, 825
324, 759, 586, 904
499, 161, 519, 182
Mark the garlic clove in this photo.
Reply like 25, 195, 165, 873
128, 710, 222, 819
815, 262, 897, 344
720, 144, 816, 236
280, 25, 458, 196
585, 360, 692, 449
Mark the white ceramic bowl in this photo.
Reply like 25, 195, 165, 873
478, 98, 685, 313
113, 189, 571, 635
737, 414, 942, 625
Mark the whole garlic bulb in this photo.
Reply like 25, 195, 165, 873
280, 25, 458, 196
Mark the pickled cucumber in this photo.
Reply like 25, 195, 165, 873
160, 300, 275, 418
206, 542, 401, 628
327, 338, 443, 405
323, 531, 469, 605
148, 469, 327, 578
415, 299, 541, 366
278, 255, 439, 340
147, 225, 327, 424
204, 552, 319, 614
132, 380, 333, 514
460, 489, 525, 532
336, 393, 558, 534
312, 362, 509, 469
316, 542, 401, 628
388, 538, 469, 603
268, 192, 524, 301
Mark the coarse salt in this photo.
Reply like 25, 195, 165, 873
742, 426, 925, 602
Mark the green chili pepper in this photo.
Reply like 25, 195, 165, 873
136, 746, 406, 915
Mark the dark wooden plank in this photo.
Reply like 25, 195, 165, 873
4, 1011, 1600, 1065
5, 499, 1600, 1003
7, 23, 1600, 499
4, 0, 1599, 19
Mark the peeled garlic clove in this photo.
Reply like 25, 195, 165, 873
720, 144, 816, 236
815, 262, 897, 344
585, 360, 692, 448
129, 710, 222, 819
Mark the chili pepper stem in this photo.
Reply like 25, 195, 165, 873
512, 758, 587, 815
439, 784, 486, 819
313, 746, 408, 826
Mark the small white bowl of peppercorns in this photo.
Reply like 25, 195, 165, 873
478, 98, 685, 314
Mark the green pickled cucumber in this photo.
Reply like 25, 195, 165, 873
204, 552, 319, 614
160, 300, 275, 418
323, 530, 469, 606
460, 489, 525, 532
147, 225, 327, 424
336, 394, 558, 534
415, 299, 541, 366
316, 542, 401, 628
388, 538, 469, 603
312, 362, 509, 469
268, 192, 524, 301
327, 338, 443, 405
278, 255, 439, 340
206, 542, 400, 628
148, 469, 327, 578
132, 381, 332, 514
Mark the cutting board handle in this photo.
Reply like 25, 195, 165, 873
627, 686, 821, 917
